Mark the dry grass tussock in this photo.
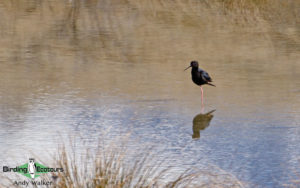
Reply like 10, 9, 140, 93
1, 139, 245, 188
48, 141, 245, 188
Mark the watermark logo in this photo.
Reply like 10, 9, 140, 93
28, 158, 36, 179
2, 158, 63, 186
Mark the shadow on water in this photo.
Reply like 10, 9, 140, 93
192, 110, 216, 139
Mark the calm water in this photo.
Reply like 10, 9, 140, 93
0, 1, 300, 187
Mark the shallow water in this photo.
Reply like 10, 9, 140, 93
0, 1, 300, 187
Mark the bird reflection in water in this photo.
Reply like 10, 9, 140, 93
192, 110, 216, 139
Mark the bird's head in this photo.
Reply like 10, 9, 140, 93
184, 61, 198, 71
190, 61, 199, 68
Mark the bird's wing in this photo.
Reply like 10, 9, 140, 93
200, 69, 212, 82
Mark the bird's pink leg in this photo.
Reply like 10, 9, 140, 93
200, 86, 204, 112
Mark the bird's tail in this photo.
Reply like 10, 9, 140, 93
207, 83, 216, 87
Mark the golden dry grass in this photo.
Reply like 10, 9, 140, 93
45, 141, 245, 188
1, 138, 245, 188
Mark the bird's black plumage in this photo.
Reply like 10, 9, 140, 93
185, 61, 215, 87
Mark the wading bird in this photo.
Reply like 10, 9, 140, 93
184, 61, 215, 110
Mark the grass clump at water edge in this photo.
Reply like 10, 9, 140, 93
1, 138, 245, 188
50, 143, 245, 187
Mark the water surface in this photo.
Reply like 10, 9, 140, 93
0, 1, 299, 187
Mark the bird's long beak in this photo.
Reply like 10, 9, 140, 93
184, 65, 191, 71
